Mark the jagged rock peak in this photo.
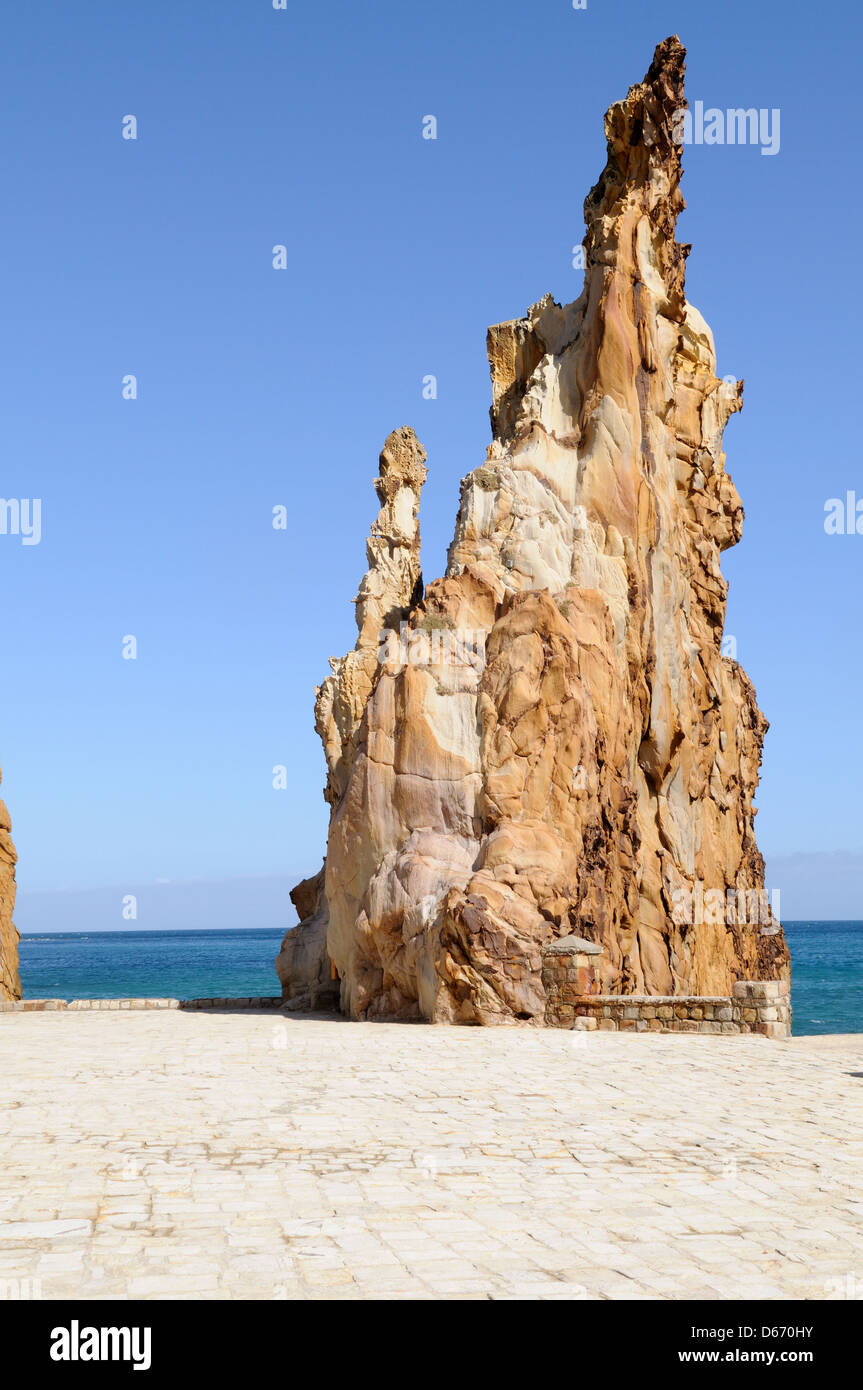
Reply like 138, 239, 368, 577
308, 426, 428, 816
584, 34, 689, 315
277, 37, 789, 1024
356, 425, 426, 647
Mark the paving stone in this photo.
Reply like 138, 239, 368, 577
0, 1012, 860, 1299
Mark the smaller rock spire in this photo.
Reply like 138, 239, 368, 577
0, 765, 20, 1002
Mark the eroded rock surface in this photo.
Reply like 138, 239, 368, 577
277, 36, 790, 1023
275, 867, 339, 1012
0, 765, 20, 1002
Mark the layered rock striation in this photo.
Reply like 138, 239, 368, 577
277, 36, 789, 1023
0, 765, 20, 1001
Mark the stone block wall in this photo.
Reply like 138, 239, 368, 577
541, 935, 604, 1022
1, 980, 792, 1036
541, 936, 791, 1037
0, 996, 285, 1013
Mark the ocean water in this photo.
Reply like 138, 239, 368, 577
16, 922, 863, 1036
18, 928, 286, 1004
782, 922, 863, 1035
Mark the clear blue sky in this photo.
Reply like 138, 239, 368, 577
2, 0, 862, 921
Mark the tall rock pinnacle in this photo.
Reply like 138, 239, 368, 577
0, 765, 20, 1001
278, 36, 790, 1023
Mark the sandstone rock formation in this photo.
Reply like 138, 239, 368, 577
0, 765, 20, 1002
274, 867, 338, 1012
277, 35, 790, 1023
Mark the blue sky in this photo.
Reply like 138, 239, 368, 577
1, 0, 861, 925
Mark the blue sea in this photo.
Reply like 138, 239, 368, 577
18, 928, 286, 1004
15, 923, 863, 1035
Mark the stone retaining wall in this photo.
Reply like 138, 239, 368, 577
541, 934, 791, 1037
552, 981, 791, 1038
0, 996, 284, 1013
2, 985, 792, 1036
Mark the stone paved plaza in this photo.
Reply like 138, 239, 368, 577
1, 1011, 861, 1300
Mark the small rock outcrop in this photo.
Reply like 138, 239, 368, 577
274, 867, 338, 1012
277, 36, 790, 1023
0, 765, 20, 1001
